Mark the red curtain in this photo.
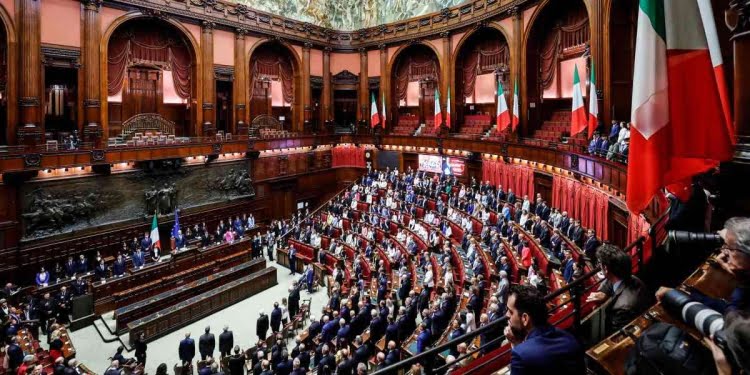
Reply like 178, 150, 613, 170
331, 146, 365, 168
552, 175, 610, 241
251, 57, 294, 104
481, 159, 535, 199
394, 51, 439, 101
107, 21, 192, 98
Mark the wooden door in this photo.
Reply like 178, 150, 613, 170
420, 81, 436, 124
125, 68, 160, 120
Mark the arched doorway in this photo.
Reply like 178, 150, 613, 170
525, 0, 589, 140
0, 4, 13, 146
105, 17, 197, 140
454, 27, 510, 136
248, 41, 302, 133
389, 44, 441, 136
608, 0, 637, 124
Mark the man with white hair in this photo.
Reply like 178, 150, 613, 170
497, 270, 510, 309
256, 310, 269, 341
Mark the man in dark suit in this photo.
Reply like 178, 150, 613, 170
504, 285, 584, 374
586, 244, 652, 335
65, 256, 76, 278
384, 341, 400, 366
288, 283, 300, 319
256, 311, 269, 341
140, 232, 152, 253
199, 326, 215, 360
353, 336, 370, 365
227, 346, 245, 375
270, 302, 282, 333
219, 326, 234, 358
368, 310, 385, 343
583, 229, 601, 260
113, 254, 126, 277
467, 286, 482, 324
288, 245, 297, 275
307, 315, 322, 338
7, 337, 24, 371
77, 254, 89, 275
561, 250, 575, 283
72, 277, 87, 296
178, 333, 196, 365
132, 249, 145, 269
321, 316, 337, 343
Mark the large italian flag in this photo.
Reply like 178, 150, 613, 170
570, 65, 587, 136
511, 80, 520, 131
150, 214, 161, 251
370, 92, 380, 128
434, 88, 442, 129
588, 63, 598, 139
496, 81, 511, 132
627, 0, 733, 214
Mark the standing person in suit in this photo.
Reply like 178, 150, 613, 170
288, 283, 300, 319
199, 326, 215, 360
113, 254, 126, 277
561, 250, 575, 283
228, 346, 245, 375
503, 285, 585, 374
133, 332, 147, 366
178, 333, 196, 366
583, 229, 601, 260
77, 254, 89, 275
586, 244, 652, 335
415, 323, 432, 354
270, 302, 282, 333
219, 326, 234, 358
132, 249, 145, 269
288, 245, 297, 275
141, 232, 152, 253
256, 310, 269, 341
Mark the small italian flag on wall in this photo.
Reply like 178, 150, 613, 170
150, 213, 161, 251
570, 64, 587, 136
434, 88, 442, 129
370, 92, 380, 128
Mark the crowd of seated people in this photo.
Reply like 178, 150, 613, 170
588, 121, 630, 162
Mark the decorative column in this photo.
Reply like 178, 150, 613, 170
321, 47, 332, 127
302, 42, 312, 132
233, 28, 248, 134
82, 0, 102, 145
201, 21, 215, 137
379, 44, 388, 129
721, 0, 750, 218
18, 0, 43, 145
441, 31, 451, 130
359, 47, 368, 124
511, 6, 523, 134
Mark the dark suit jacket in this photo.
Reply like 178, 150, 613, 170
179, 338, 196, 362
256, 315, 269, 339
599, 276, 652, 334
219, 331, 233, 354
510, 325, 584, 375
271, 307, 282, 331
228, 355, 245, 375
199, 333, 215, 356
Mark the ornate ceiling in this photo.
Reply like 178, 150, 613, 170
235, 0, 467, 31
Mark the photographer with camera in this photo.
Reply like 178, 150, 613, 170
656, 217, 750, 314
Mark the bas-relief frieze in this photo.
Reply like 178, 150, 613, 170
20, 161, 254, 239
238, 0, 465, 30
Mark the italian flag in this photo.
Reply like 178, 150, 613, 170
588, 63, 598, 139
446, 86, 452, 129
434, 88, 442, 129
370, 92, 380, 128
570, 65, 587, 136
511, 80, 520, 131
496, 81, 510, 132
382, 92, 387, 126
627, 0, 733, 214
150, 213, 161, 251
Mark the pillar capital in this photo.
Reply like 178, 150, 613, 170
80, 0, 102, 11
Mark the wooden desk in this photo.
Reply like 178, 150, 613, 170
115, 258, 266, 332
128, 267, 277, 344
92, 238, 252, 314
